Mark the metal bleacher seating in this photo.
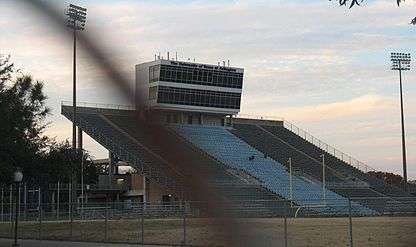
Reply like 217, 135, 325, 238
61, 107, 183, 191
174, 125, 377, 216
105, 114, 292, 217
231, 123, 391, 212
62, 107, 292, 217
262, 125, 412, 199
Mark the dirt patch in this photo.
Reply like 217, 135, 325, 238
0, 216, 415, 246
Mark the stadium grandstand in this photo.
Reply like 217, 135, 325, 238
62, 57, 416, 217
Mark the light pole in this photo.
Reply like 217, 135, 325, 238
66, 3, 87, 150
391, 52, 411, 191
12, 169, 23, 247
320, 154, 326, 204
66, 3, 87, 211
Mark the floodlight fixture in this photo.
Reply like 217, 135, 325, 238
66, 4, 87, 31
391, 52, 411, 71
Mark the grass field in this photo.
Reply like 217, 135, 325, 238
0, 216, 415, 246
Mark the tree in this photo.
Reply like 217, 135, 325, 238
42, 141, 99, 186
367, 171, 403, 186
0, 55, 99, 186
330, 0, 405, 9
0, 55, 49, 184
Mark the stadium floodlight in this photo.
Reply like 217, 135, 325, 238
66, 3, 86, 212
66, 3, 87, 150
391, 53, 411, 71
390, 52, 411, 191
66, 4, 87, 31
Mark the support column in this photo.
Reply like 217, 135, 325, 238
142, 175, 147, 204
77, 127, 83, 151
199, 114, 203, 125
108, 151, 114, 189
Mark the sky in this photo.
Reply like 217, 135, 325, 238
1, 0, 416, 178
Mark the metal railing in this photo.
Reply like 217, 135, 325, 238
61, 107, 184, 191
282, 120, 377, 173
1, 198, 415, 246
236, 113, 284, 122
235, 113, 377, 174
61, 100, 136, 111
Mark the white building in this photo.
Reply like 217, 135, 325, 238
136, 58, 244, 126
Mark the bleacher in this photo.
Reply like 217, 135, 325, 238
174, 125, 377, 216
61, 107, 183, 191
262, 125, 411, 198
105, 114, 290, 217
61, 104, 415, 216
62, 107, 290, 216
231, 123, 390, 212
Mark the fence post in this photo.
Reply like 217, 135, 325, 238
9, 184, 13, 238
141, 201, 144, 245
348, 198, 353, 247
182, 201, 186, 246
56, 181, 60, 221
18, 185, 21, 223
23, 183, 27, 221
1, 186, 3, 222
38, 199, 42, 240
68, 183, 71, 219
70, 185, 73, 240
9, 185, 12, 222
284, 201, 288, 247
105, 195, 108, 242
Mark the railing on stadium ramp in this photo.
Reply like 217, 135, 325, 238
234, 113, 377, 174
61, 100, 136, 111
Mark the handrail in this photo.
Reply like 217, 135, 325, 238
257, 125, 354, 183
234, 114, 411, 195
282, 120, 378, 174
61, 100, 135, 111
61, 107, 182, 190
235, 113, 284, 122
234, 113, 377, 174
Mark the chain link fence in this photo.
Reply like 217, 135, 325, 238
1, 195, 416, 246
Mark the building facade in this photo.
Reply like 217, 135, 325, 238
136, 59, 244, 126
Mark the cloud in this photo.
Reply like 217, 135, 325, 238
264, 94, 394, 122
1, 0, 415, 177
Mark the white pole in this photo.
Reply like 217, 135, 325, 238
321, 154, 326, 204
288, 158, 293, 207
